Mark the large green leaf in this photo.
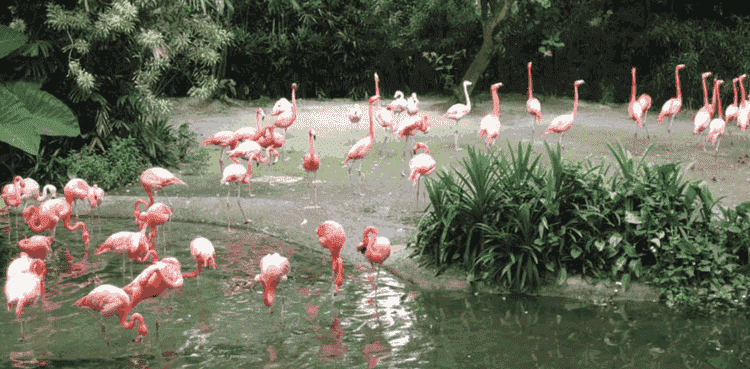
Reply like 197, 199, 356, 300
0, 87, 41, 155
0, 24, 27, 60
9, 82, 80, 137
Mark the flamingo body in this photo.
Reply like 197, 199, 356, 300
317, 221, 346, 295
18, 236, 54, 260
254, 253, 290, 308
75, 284, 148, 342
182, 237, 216, 278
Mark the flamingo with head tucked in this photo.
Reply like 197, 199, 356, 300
406, 93, 419, 115
1, 176, 25, 215
5, 268, 46, 342
18, 235, 54, 260
220, 163, 253, 231
445, 80, 473, 151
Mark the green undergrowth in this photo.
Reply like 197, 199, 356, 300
408, 140, 750, 312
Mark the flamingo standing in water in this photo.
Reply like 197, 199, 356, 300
317, 221, 346, 298
657, 64, 686, 147
526, 62, 542, 144
356, 226, 391, 292
396, 114, 431, 176
122, 257, 184, 308
478, 82, 503, 150
5, 264, 47, 342
273, 83, 297, 162
75, 284, 148, 343
409, 142, 437, 209
343, 95, 380, 195
1, 176, 25, 215
628, 68, 646, 140
20, 178, 56, 210
134, 167, 187, 210
220, 163, 253, 231
202, 130, 240, 173
95, 230, 157, 277
254, 253, 290, 316
181, 237, 216, 287
347, 104, 363, 146
18, 235, 54, 260
373, 73, 395, 157
303, 128, 321, 208
134, 202, 172, 245
695, 79, 720, 151
542, 80, 585, 149
445, 80, 473, 151
22, 198, 90, 258
705, 80, 726, 156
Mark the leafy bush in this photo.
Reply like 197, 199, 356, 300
64, 137, 146, 191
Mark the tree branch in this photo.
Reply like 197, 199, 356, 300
483, 0, 511, 39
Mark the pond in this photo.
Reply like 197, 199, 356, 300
2, 216, 749, 368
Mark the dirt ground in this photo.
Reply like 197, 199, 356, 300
103, 92, 750, 294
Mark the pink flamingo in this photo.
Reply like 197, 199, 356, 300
134, 167, 186, 210
342, 95, 380, 195
737, 75, 749, 134
373, 73, 396, 157
254, 252, 290, 315
388, 91, 408, 114
1, 176, 25, 215
75, 284, 148, 343
20, 178, 56, 209
257, 124, 285, 180
356, 226, 391, 291
396, 114, 431, 176
695, 79, 720, 151
271, 95, 292, 116
134, 202, 172, 243
409, 142, 437, 209
629, 68, 646, 139
526, 62, 542, 143
202, 130, 240, 173
122, 257, 184, 309
181, 237, 216, 283
303, 128, 321, 208
235, 108, 265, 142
445, 80, 473, 151
406, 93, 419, 115
18, 235, 54, 260
726, 77, 740, 125
478, 82, 503, 149
5, 270, 46, 341
227, 140, 270, 197
273, 83, 297, 162
7, 252, 47, 280
221, 163, 253, 230
636, 71, 653, 124
95, 230, 158, 277
657, 64, 686, 145
705, 80, 726, 156
22, 198, 90, 258
347, 104, 363, 145
317, 221, 346, 297
542, 80, 585, 148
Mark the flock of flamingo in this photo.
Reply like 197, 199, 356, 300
2, 167, 391, 344
4, 61, 747, 345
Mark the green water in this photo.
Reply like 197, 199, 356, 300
2, 216, 749, 368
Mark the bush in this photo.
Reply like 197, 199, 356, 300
64, 137, 146, 191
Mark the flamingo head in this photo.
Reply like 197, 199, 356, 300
575, 80, 585, 87
256, 108, 265, 120
463, 80, 473, 87
21, 205, 36, 222
309, 128, 316, 140
702, 72, 712, 79
421, 116, 431, 133
741, 74, 747, 82
676, 64, 686, 71
528, 61, 532, 68
369, 95, 379, 105
491, 82, 502, 90
374, 73, 379, 82
134, 313, 148, 338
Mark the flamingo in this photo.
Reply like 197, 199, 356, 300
257, 124, 285, 181
705, 80, 726, 156
63, 179, 104, 238
134, 202, 172, 245
121, 257, 184, 309
235, 108, 265, 143
628, 68, 646, 139
409, 142, 437, 209
738, 75, 750, 136
445, 80, 473, 151
526, 62, 542, 144
636, 72, 653, 124
254, 252, 290, 315
726, 77, 740, 125
373, 73, 395, 157
220, 163, 253, 230
20, 178, 56, 209
542, 80, 585, 148
303, 128, 321, 208
95, 230, 158, 277
22, 198, 90, 257
7, 252, 47, 280
75, 284, 148, 343
695, 79, 720, 151
273, 83, 297, 162
387, 91, 408, 113
18, 235, 54, 260
356, 226, 391, 291
1, 176, 25, 215
317, 221, 346, 297
478, 82, 503, 150
657, 64, 686, 146
5, 270, 46, 342
271, 95, 292, 116
181, 237, 216, 281
406, 93, 419, 115
396, 114, 431, 176
134, 167, 186, 210
347, 104, 363, 146
227, 140, 270, 197
342, 95, 380, 195
202, 130, 240, 173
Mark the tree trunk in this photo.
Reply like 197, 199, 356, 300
454, 0, 511, 100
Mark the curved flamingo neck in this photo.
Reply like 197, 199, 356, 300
463, 82, 471, 111
631, 69, 637, 102
528, 63, 533, 99
491, 87, 500, 116
675, 67, 683, 100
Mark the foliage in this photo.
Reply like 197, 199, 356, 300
63, 136, 147, 191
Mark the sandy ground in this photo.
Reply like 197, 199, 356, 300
102, 92, 750, 299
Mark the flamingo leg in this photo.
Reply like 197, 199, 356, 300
454, 121, 462, 151
236, 185, 251, 224
226, 184, 232, 232
531, 118, 535, 145
283, 128, 290, 162
346, 163, 354, 194
313, 172, 318, 208
416, 177, 420, 210
401, 138, 410, 177
716, 136, 722, 156
218, 147, 225, 173
357, 159, 365, 196
380, 134, 389, 158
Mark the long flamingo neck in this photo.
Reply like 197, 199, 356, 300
741, 78, 747, 102
291, 86, 297, 116
182, 263, 203, 279
368, 100, 375, 140
675, 67, 682, 100
374, 75, 381, 107
528, 65, 533, 99
573, 85, 580, 119
122, 284, 142, 306
717, 84, 723, 119
631, 69, 637, 102
710, 81, 718, 112
463, 83, 471, 110
491, 88, 500, 116
733, 80, 739, 105
309, 135, 315, 155
702, 75, 710, 107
